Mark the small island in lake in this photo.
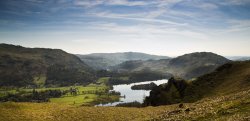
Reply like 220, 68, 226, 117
131, 82, 157, 90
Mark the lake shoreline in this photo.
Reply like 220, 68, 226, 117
96, 79, 168, 106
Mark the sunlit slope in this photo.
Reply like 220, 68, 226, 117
184, 60, 250, 101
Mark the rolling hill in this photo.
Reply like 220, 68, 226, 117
113, 52, 230, 79
77, 52, 170, 70
167, 52, 230, 79
0, 44, 94, 87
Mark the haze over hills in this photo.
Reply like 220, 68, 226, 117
0, 44, 94, 87
77, 52, 170, 70
113, 52, 230, 79
226, 56, 250, 61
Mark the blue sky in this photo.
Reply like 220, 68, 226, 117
0, 0, 250, 56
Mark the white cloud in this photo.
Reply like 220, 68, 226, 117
221, 0, 250, 5
73, 0, 148, 7
88, 22, 208, 41
152, 0, 183, 7
73, 0, 104, 7
181, 1, 218, 10
223, 20, 250, 33
73, 0, 185, 8
198, 3, 218, 10
88, 11, 187, 26
107, 0, 147, 6
145, 8, 166, 18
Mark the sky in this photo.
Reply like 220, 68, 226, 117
0, 0, 250, 56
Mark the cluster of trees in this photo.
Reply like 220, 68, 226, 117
108, 70, 168, 85
46, 64, 95, 86
131, 82, 157, 90
143, 77, 189, 106
0, 89, 65, 102
0, 54, 35, 87
116, 101, 142, 107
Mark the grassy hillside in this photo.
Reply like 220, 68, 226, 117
184, 60, 250, 100
0, 88, 249, 121
0, 44, 94, 87
77, 52, 170, 70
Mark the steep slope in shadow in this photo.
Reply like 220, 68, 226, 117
0, 44, 94, 87
144, 60, 250, 106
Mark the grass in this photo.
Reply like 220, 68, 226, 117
0, 89, 249, 121
50, 94, 97, 106
48, 85, 115, 106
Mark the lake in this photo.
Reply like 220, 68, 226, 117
97, 79, 168, 106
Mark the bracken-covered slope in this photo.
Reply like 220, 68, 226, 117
0, 44, 94, 87
113, 52, 230, 79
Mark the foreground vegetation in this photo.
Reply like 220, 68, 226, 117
0, 89, 249, 121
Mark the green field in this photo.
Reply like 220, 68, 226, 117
50, 94, 97, 106
0, 78, 120, 106
49, 84, 119, 106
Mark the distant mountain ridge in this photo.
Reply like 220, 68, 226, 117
0, 44, 94, 87
226, 56, 250, 61
113, 52, 230, 79
77, 52, 170, 70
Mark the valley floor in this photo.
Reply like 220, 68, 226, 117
0, 89, 250, 121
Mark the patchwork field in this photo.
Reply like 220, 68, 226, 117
0, 78, 120, 106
